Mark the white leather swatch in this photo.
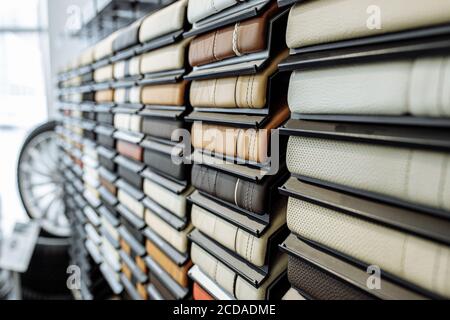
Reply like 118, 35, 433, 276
287, 136, 450, 212
288, 56, 450, 117
143, 179, 193, 218
191, 203, 286, 267
287, 197, 450, 298
191, 243, 288, 299
94, 64, 114, 83
187, 0, 237, 24
118, 189, 145, 219
286, 0, 450, 49
145, 209, 193, 253
139, 0, 188, 44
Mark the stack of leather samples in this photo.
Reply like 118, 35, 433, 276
57, 70, 113, 299
183, 0, 291, 300
278, 0, 450, 300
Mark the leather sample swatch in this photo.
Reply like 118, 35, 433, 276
94, 65, 114, 83
118, 189, 144, 219
140, 38, 192, 74
114, 114, 142, 133
287, 255, 373, 300
288, 55, 450, 117
191, 105, 289, 163
190, 51, 287, 109
188, 3, 278, 67
145, 209, 193, 254
191, 243, 287, 300
141, 81, 188, 106
287, 136, 450, 212
286, 0, 450, 49
191, 202, 286, 267
139, 0, 187, 44
143, 179, 193, 218
191, 164, 274, 215
187, 0, 237, 24
287, 197, 450, 298
94, 32, 118, 61
141, 117, 184, 140
95, 89, 114, 103
193, 283, 214, 300
143, 148, 186, 181
146, 238, 192, 287
114, 87, 142, 104
114, 56, 141, 79
80, 47, 95, 66
113, 19, 142, 52
117, 140, 143, 162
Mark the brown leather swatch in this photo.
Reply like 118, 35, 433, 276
188, 2, 278, 67
193, 282, 215, 300
141, 81, 188, 106
95, 89, 115, 103
100, 177, 117, 196
146, 239, 192, 288
117, 140, 143, 162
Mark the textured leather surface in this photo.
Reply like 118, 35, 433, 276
139, 0, 187, 44
141, 117, 184, 140
189, 3, 278, 67
288, 56, 450, 117
145, 209, 193, 254
282, 287, 306, 300
191, 243, 288, 299
94, 32, 118, 61
118, 189, 145, 219
191, 105, 289, 163
190, 51, 287, 108
94, 65, 114, 83
287, 136, 450, 212
117, 140, 143, 162
187, 0, 237, 24
114, 56, 141, 79
141, 81, 188, 106
191, 201, 286, 267
191, 164, 274, 214
287, 197, 450, 298
141, 38, 192, 74
143, 148, 186, 181
193, 282, 215, 300
286, 0, 450, 49
143, 179, 193, 218
288, 255, 373, 300
146, 238, 192, 287
94, 89, 114, 103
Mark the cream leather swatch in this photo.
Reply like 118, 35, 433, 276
114, 56, 142, 79
286, 0, 450, 49
141, 38, 192, 74
94, 32, 118, 61
114, 114, 142, 133
287, 197, 450, 298
287, 136, 450, 212
145, 209, 193, 253
288, 56, 450, 117
190, 51, 286, 108
192, 203, 286, 267
187, 0, 237, 24
191, 243, 288, 299
118, 189, 145, 219
143, 179, 194, 218
139, 0, 187, 44
282, 288, 306, 300
94, 65, 114, 83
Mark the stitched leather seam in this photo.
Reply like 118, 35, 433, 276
232, 23, 242, 57
233, 77, 238, 107
234, 179, 240, 206
212, 169, 218, 197
232, 273, 238, 299
245, 75, 251, 108
213, 79, 218, 108
250, 73, 256, 109
404, 150, 413, 198
212, 30, 219, 61
431, 246, 441, 291
249, 234, 255, 262
213, 258, 219, 282
211, 0, 218, 13
435, 57, 446, 116
400, 235, 408, 277
438, 155, 449, 209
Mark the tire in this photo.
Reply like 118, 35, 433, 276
20, 235, 72, 297
17, 120, 70, 238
